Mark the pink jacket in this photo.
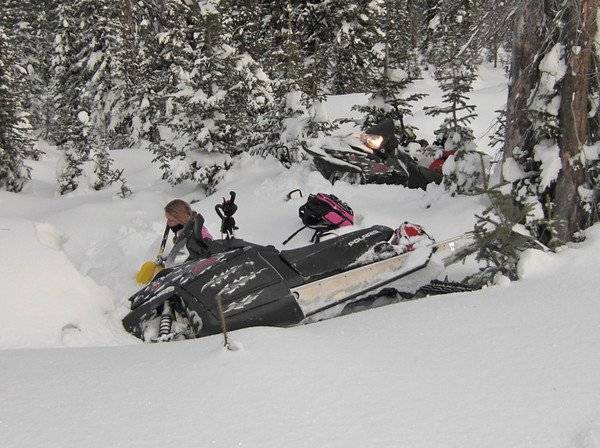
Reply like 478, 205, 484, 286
200, 226, 213, 240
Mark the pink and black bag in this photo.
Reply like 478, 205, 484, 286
283, 192, 354, 245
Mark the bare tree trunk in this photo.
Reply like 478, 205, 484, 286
121, 0, 136, 44
502, 0, 545, 162
554, 0, 599, 241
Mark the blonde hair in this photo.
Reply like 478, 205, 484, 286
164, 199, 192, 225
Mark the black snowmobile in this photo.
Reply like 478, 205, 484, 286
123, 222, 474, 343
305, 119, 442, 189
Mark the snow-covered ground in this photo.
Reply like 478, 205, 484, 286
3, 65, 600, 448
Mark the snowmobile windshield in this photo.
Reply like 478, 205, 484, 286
364, 119, 398, 157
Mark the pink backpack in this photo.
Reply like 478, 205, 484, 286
283, 192, 354, 244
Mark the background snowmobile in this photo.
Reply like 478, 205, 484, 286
305, 119, 442, 189
123, 216, 475, 343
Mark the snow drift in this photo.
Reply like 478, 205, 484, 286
0, 217, 132, 349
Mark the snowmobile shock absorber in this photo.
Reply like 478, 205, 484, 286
158, 301, 173, 338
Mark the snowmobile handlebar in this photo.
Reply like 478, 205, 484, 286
285, 189, 303, 201
215, 191, 238, 239
215, 191, 237, 219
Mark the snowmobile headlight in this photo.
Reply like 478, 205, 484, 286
360, 133, 384, 152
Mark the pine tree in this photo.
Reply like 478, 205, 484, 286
0, 26, 33, 192
90, 129, 113, 190
52, 0, 133, 194
355, 0, 426, 141
503, 0, 600, 244
150, 0, 272, 187
489, 109, 506, 151
75, 0, 134, 150
405, 0, 428, 51
1, 1, 41, 158
117, 0, 150, 149
424, 0, 478, 147
48, 1, 76, 146
31, 12, 53, 144
476, 0, 517, 68
50, 1, 90, 194
221, 0, 271, 62
468, 184, 537, 284
329, 0, 379, 94
422, 0, 482, 192
76, 0, 126, 189
423, 59, 478, 146
145, 0, 196, 183
420, 0, 441, 59
130, 0, 171, 148
56, 110, 91, 195
249, 0, 312, 164
297, 0, 339, 138
4, 1, 53, 146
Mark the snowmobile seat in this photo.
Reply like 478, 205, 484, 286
255, 247, 306, 288
280, 225, 394, 281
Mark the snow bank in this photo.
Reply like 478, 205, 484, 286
518, 246, 557, 279
0, 218, 133, 349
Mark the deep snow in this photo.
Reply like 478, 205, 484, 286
2, 65, 600, 448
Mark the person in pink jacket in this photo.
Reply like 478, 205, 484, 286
164, 199, 213, 260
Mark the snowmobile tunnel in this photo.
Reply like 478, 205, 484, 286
280, 225, 394, 281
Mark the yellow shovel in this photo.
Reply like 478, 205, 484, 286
135, 225, 170, 284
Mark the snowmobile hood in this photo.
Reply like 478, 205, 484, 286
124, 244, 304, 340
129, 252, 228, 310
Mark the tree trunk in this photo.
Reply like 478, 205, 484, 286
502, 0, 544, 163
121, 0, 136, 43
554, 0, 599, 241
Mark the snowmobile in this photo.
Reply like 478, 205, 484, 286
305, 119, 442, 189
122, 222, 475, 343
